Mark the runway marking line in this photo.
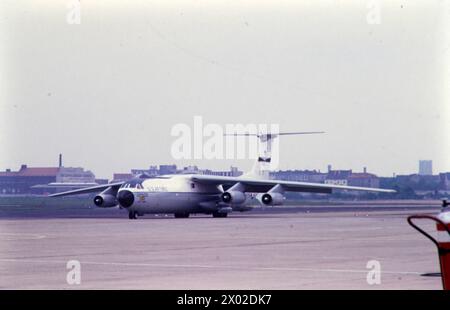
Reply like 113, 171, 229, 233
0, 233, 46, 240
0, 258, 422, 275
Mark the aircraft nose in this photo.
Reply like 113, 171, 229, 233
117, 190, 134, 208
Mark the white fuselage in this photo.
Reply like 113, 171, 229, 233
118, 175, 224, 214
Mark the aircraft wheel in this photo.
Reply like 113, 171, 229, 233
212, 212, 228, 218
174, 213, 190, 218
128, 211, 138, 220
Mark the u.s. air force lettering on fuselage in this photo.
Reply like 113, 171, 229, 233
146, 186, 168, 192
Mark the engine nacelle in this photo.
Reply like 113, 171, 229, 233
259, 192, 284, 206
93, 194, 117, 208
221, 190, 246, 205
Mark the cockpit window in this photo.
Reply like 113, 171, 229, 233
121, 181, 144, 189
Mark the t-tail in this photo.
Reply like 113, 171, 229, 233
224, 131, 325, 179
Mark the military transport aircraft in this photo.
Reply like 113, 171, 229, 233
50, 132, 395, 219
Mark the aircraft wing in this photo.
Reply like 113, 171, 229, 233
191, 175, 396, 194
48, 182, 124, 197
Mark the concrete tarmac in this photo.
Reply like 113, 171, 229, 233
0, 206, 444, 289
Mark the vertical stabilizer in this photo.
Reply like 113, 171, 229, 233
225, 131, 325, 180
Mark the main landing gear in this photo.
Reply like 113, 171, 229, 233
128, 211, 138, 220
212, 211, 228, 218
174, 212, 190, 218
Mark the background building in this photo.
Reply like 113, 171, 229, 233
419, 160, 433, 176
270, 170, 326, 183
0, 165, 98, 195
439, 173, 450, 191
112, 173, 134, 183
56, 167, 95, 183
202, 166, 242, 177
347, 172, 380, 188
324, 170, 352, 186
0, 155, 100, 195
128, 165, 243, 178
159, 165, 178, 175
0, 165, 59, 194
271, 167, 381, 190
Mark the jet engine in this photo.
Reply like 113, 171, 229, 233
93, 194, 117, 208
259, 192, 284, 206
221, 191, 246, 204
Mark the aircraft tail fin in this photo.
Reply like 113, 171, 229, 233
225, 131, 325, 180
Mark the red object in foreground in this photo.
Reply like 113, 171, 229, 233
407, 209, 450, 290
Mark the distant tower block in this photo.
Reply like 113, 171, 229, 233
419, 160, 432, 176
327, 164, 332, 173
59, 154, 63, 168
